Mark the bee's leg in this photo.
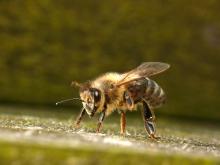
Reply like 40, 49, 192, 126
96, 111, 106, 133
120, 111, 126, 135
141, 101, 157, 139
74, 107, 86, 128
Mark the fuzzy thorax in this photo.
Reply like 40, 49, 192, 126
91, 72, 126, 115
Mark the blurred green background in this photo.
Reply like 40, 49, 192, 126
0, 0, 219, 121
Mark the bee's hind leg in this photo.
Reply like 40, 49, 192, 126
141, 100, 158, 139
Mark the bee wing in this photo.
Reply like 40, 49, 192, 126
117, 62, 170, 86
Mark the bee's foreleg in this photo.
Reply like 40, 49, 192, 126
74, 107, 86, 128
141, 100, 157, 139
120, 111, 126, 135
96, 111, 106, 133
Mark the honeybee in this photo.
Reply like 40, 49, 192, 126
61, 62, 170, 138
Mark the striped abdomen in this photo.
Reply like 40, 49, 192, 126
126, 78, 166, 109
144, 78, 166, 108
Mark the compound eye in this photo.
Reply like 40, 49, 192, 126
93, 89, 101, 103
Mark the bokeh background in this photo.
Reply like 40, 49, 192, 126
0, 0, 219, 121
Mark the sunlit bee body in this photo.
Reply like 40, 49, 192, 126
73, 62, 170, 138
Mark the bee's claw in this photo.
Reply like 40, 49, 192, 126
70, 123, 81, 131
148, 134, 160, 140
96, 128, 100, 133
120, 132, 126, 137
74, 123, 81, 129
96, 122, 102, 133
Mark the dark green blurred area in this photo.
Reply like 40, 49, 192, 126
0, 0, 219, 120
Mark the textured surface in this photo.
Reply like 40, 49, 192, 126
0, 106, 219, 164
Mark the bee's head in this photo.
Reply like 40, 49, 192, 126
79, 87, 101, 117
56, 81, 102, 117
72, 81, 102, 117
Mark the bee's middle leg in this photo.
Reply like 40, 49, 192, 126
141, 101, 157, 139
96, 111, 106, 133
120, 111, 126, 135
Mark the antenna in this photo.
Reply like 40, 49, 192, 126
56, 98, 84, 106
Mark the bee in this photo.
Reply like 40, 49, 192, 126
61, 62, 170, 138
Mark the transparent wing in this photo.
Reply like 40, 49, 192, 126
117, 62, 170, 86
